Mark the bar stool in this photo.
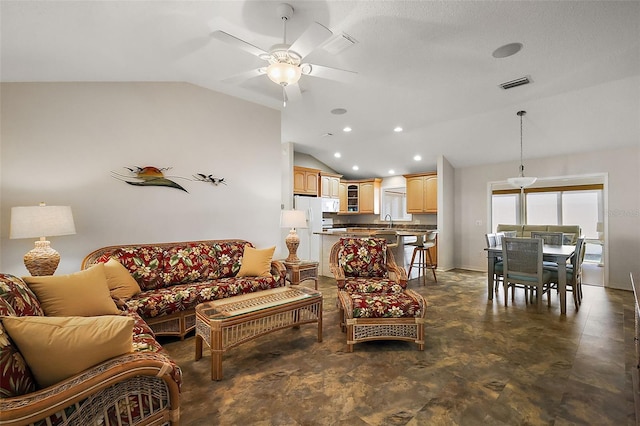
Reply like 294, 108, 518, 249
408, 231, 437, 285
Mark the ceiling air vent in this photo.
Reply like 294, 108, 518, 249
499, 76, 532, 90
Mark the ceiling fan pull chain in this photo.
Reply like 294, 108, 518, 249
282, 86, 288, 107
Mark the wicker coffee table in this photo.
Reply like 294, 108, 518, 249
195, 286, 323, 380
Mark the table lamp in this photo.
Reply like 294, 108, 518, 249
280, 210, 307, 263
10, 203, 76, 276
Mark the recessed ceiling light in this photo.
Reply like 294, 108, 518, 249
334, 152, 341, 158
394, 126, 403, 132
343, 126, 352, 132
331, 108, 347, 115
388, 169, 395, 175
492, 42, 523, 59
352, 165, 359, 171
413, 155, 422, 161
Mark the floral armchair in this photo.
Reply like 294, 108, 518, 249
328, 238, 426, 352
329, 237, 407, 294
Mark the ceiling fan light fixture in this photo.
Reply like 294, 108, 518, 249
266, 62, 301, 86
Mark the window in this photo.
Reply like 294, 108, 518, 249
380, 187, 412, 221
526, 192, 560, 225
491, 184, 603, 235
491, 194, 518, 230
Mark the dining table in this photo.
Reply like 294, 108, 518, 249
485, 244, 576, 314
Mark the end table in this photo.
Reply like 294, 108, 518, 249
282, 260, 319, 289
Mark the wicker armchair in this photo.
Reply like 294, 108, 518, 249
329, 237, 407, 294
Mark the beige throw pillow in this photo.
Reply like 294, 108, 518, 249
237, 245, 275, 277
2, 315, 134, 388
23, 263, 120, 316
104, 258, 141, 300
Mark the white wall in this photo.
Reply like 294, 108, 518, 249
437, 155, 455, 271
1, 82, 283, 275
454, 145, 640, 290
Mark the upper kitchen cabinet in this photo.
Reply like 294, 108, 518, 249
339, 178, 381, 214
293, 166, 320, 196
320, 172, 342, 198
404, 172, 437, 214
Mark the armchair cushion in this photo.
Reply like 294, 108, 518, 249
348, 292, 424, 318
2, 315, 134, 388
340, 277, 404, 294
338, 237, 387, 278
23, 264, 120, 316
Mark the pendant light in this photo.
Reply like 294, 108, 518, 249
507, 110, 537, 188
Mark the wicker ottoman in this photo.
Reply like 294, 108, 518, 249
337, 289, 426, 352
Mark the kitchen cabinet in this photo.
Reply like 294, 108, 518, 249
339, 182, 348, 213
320, 172, 342, 198
404, 172, 437, 214
293, 166, 319, 196
339, 178, 381, 214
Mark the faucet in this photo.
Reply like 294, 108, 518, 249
384, 214, 393, 229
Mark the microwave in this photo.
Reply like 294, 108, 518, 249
321, 198, 340, 213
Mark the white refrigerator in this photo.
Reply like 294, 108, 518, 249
293, 195, 322, 262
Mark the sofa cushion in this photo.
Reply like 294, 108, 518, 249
237, 245, 275, 277
210, 241, 252, 278
0, 308, 38, 398
100, 246, 166, 290
23, 264, 120, 316
125, 275, 283, 320
104, 258, 142, 301
2, 315, 134, 389
162, 243, 220, 285
338, 237, 387, 278
348, 292, 424, 318
0, 273, 44, 317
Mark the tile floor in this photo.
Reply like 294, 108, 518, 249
161, 269, 636, 425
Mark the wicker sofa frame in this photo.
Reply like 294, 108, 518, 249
0, 273, 181, 426
81, 239, 287, 340
0, 353, 180, 426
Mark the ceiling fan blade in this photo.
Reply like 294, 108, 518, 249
211, 30, 268, 58
289, 22, 333, 60
284, 84, 302, 102
222, 68, 265, 85
302, 64, 357, 83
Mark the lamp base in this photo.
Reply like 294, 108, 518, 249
285, 230, 301, 263
24, 240, 60, 276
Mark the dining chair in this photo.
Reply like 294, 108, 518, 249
501, 237, 553, 311
546, 237, 585, 310
485, 233, 503, 292
530, 231, 564, 245
408, 231, 437, 284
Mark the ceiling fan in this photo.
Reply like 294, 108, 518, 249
211, 3, 356, 106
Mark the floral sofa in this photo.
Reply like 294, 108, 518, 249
0, 273, 182, 426
81, 239, 287, 339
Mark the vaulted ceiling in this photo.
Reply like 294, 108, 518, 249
2, 1, 639, 179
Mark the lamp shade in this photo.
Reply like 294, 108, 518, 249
10, 205, 76, 239
280, 210, 307, 229
507, 176, 537, 189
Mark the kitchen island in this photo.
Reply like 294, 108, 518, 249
316, 228, 436, 278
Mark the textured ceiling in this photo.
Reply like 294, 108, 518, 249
2, 1, 639, 179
